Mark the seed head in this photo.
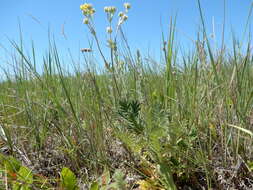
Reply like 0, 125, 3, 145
81, 48, 92, 53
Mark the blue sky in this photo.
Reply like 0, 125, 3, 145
0, 0, 252, 70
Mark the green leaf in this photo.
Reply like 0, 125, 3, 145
60, 167, 78, 190
4, 156, 21, 173
18, 166, 33, 184
90, 181, 99, 190
112, 169, 126, 189
227, 124, 253, 137
158, 162, 176, 190
13, 166, 33, 190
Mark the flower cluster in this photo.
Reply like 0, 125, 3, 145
79, 2, 131, 69
80, 2, 131, 49
104, 6, 117, 14
117, 3, 130, 27
118, 12, 128, 24
103, 3, 131, 34
104, 6, 117, 24
80, 3, 95, 16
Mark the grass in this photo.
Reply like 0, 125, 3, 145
1, 1, 253, 189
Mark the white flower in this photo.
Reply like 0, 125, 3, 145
106, 26, 113, 34
83, 18, 89, 24
124, 3, 131, 10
